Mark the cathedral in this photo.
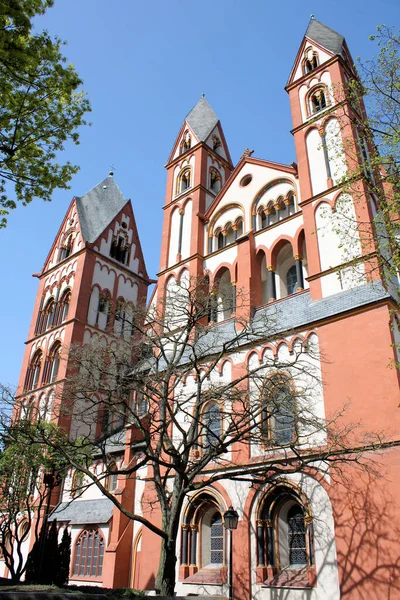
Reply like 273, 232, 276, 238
5, 18, 400, 600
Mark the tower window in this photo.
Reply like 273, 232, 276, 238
310, 88, 327, 114
177, 168, 191, 195
303, 49, 319, 74
24, 350, 42, 391
42, 342, 61, 385
209, 168, 222, 193
110, 234, 130, 265
212, 135, 221, 152
58, 234, 73, 262
180, 132, 191, 155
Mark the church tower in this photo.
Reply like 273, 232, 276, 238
156, 96, 233, 310
286, 18, 380, 299
16, 173, 150, 437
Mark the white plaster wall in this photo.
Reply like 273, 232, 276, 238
181, 200, 192, 260
307, 128, 327, 196
92, 262, 116, 292
325, 118, 347, 185
204, 245, 237, 275
168, 207, 180, 267
117, 275, 139, 304
254, 213, 303, 251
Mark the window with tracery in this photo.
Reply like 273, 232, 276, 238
54, 289, 71, 325
202, 402, 221, 449
24, 350, 42, 391
286, 265, 298, 295
42, 342, 61, 385
73, 528, 105, 578
58, 234, 73, 262
261, 375, 296, 446
256, 486, 314, 582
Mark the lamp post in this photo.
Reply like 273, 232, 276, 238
223, 506, 239, 600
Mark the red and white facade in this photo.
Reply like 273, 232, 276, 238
9, 19, 400, 599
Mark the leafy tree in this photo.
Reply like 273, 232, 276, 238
329, 26, 400, 287
0, 0, 90, 227
30, 277, 389, 595
0, 392, 68, 582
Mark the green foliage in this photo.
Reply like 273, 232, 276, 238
0, 0, 91, 227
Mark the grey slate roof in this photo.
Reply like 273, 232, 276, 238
76, 176, 129, 243
185, 96, 219, 142
49, 498, 114, 524
191, 282, 391, 358
305, 18, 344, 56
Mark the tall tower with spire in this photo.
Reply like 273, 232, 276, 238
16, 174, 150, 437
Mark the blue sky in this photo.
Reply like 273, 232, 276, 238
1, 0, 399, 388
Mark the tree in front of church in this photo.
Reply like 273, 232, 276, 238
0, 388, 67, 582
0, 0, 91, 228
30, 276, 389, 595
329, 26, 400, 290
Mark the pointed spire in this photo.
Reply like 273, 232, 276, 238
185, 96, 219, 142
305, 18, 344, 56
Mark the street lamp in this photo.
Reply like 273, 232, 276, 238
224, 506, 239, 600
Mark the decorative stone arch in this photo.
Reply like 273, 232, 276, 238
252, 178, 296, 219
208, 202, 244, 238
306, 83, 329, 116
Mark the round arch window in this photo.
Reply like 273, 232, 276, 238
240, 174, 252, 187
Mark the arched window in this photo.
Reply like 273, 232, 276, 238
44, 299, 55, 331
180, 132, 191, 155
54, 289, 71, 326
73, 528, 105, 578
261, 375, 296, 446
216, 230, 224, 250
42, 342, 61, 385
96, 294, 110, 329
177, 168, 191, 195
180, 494, 226, 574
259, 208, 268, 230
212, 135, 221, 152
24, 350, 42, 391
286, 265, 298, 295
235, 219, 244, 238
303, 48, 319, 74
310, 88, 327, 114
202, 402, 221, 449
215, 269, 234, 322
225, 224, 235, 245
285, 191, 296, 217
209, 168, 222, 193
256, 486, 314, 584
58, 234, 73, 262
105, 462, 118, 492
71, 470, 85, 498
115, 300, 134, 338
21, 396, 35, 421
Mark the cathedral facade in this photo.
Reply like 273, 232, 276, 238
6, 19, 400, 600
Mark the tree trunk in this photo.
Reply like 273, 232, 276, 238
155, 537, 177, 596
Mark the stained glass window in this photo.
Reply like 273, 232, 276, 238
73, 528, 104, 578
288, 505, 307, 565
210, 513, 223, 565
